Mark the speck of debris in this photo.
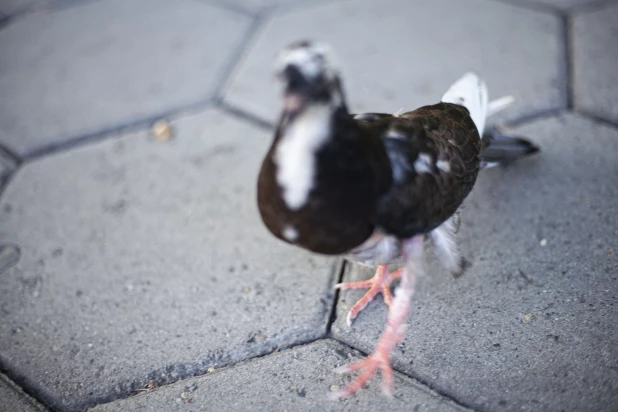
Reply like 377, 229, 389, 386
207, 367, 215, 373
546, 334, 559, 342
247, 333, 266, 344
523, 313, 537, 323
330, 384, 340, 392
180, 391, 193, 403
0, 244, 21, 274
297, 389, 307, 397
151, 119, 173, 141
332, 349, 347, 360
130, 380, 158, 393
185, 383, 198, 392
540, 238, 548, 247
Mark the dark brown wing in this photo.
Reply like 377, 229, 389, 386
357, 102, 482, 238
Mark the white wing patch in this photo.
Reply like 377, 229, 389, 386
274, 105, 332, 210
437, 159, 451, 173
386, 128, 406, 140
282, 225, 299, 242
414, 153, 432, 174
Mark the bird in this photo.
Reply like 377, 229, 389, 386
257, 40, 538, 398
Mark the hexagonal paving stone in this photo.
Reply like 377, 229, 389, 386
0, 373, 48, 412
0, 109, 337, 411
333, 114, 618, 411
225, 0, 563, 125
90, 340, 470, 412
0, 0, 251, 156
573, 2, 618, 124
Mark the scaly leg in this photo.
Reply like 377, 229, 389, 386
332, 235, 424, 398
335, 265, 402, 326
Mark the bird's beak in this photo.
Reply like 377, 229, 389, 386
278, 63, 310, 112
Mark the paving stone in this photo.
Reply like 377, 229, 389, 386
225, 0, 563, 126
333, 113, 618, 412
573, 2, 618, 124
89, 340, 470, 412
0, 373, 48, 412
0, 0, 251, 156
0, 109, 337, 411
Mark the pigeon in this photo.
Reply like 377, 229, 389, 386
257, 40, 538, 398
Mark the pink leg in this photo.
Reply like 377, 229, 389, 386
335, 265, 403, 326
332, 235, 424, 398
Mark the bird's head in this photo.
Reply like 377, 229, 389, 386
275, 40, 343, 111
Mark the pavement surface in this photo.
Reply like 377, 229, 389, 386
0, 0, 616, 411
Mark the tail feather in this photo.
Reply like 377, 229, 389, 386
487, 95, 515, 117
481, 132, 540, 168
441, 72, 488, 136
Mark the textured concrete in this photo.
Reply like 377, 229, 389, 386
573, 2, 618, 124
0, 0, 251, 156
225, 0, 563, 125
0, 109, 337, 411
89, 340, 470, 412
0, 373, 47, 412
333, 114, 618, 412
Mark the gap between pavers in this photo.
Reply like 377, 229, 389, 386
0, 372, 48, 412
88, 339, 472, 412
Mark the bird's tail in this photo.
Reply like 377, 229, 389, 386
441, 72, 489, 136
480, 132, 539, 169
441, 72, 539, 168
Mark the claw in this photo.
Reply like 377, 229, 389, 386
331, 353, 394, 399
337, 265, 401, 326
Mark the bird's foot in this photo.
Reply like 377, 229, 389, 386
331, 343, 396, 399
331, 279, 411, 399
335, 264, 402, 326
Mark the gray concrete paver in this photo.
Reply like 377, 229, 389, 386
225, 0, 563, 126
573, 2, 618, 124
0, 0, 251, 156
89, 340, 471, 412
333, 114, 618, 412
0, 109, 336, 411
0, 373, 48, 412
